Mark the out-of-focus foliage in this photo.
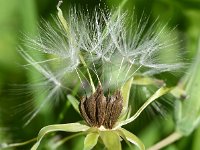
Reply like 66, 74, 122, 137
175, 39, 200, 136
0, 0, 200, 149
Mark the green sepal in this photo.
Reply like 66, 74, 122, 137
119, 77, 133, 120
84, 132, 99, 150
116, 86, 172, 127
100, 130, 121, 150
31, 123, 89, 150
118, 128, 145, 150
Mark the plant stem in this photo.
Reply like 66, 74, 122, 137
147, 132, 182, 150
1, 138, 37, 148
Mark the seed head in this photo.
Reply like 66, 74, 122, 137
79, 84, 123, 129
19, 6, 185, 125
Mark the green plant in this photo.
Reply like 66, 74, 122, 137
2, 0, 199, 150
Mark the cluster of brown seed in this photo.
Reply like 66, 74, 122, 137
79, 84, 123, 129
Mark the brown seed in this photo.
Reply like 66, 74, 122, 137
79, 96, 93, 126
103, 90, 123, 129
79, 84, 123, 129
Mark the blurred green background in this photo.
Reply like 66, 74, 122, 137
0, 0, 200, 149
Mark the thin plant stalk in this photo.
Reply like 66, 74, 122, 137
147, 132, 182, 150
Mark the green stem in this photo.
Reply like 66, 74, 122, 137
147, 132, 182, 150
1, 138, 37, 149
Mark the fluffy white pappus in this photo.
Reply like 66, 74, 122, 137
19, 7, 185, 125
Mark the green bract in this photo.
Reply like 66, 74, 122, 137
2, 72, 172, 150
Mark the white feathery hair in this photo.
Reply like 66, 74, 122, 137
19, 7, 184, 125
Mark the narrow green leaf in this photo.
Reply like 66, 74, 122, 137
84, 132, 99, 150
67, 94, 80, 114
115, 130, 134, 149
119, 128, 145, 150
100, 131, 121, 150
120, 75, 164, 121
117, 86, 172, 127
31, 123, 89, 150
